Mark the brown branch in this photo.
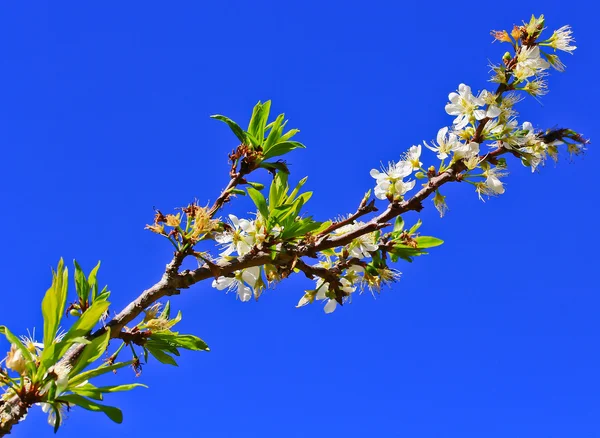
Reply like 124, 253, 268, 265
317, 198, 378, 236
208, 174, 244, 218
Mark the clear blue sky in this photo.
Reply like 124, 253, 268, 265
1, 1, 598, 437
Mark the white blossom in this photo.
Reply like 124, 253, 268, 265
485, 170, 506, 195
215, 214, 256, 257
453, 141, 480, 160
514, 45, 550, 81
336, 223, 378, 259
19, 329, 44, 356
370, 161, 415, 200
445, 84, 498, 129
424, 127, 459, 160
477, 166, 508, 200
212, 267, 260, 302
315, 278, 356, 314
404, 145, 422, 170
548, 25, 576, 53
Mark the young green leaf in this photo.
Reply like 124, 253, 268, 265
57, 394, 123, 424
150, 332, 210, 351
88, 261, 102, 301
41, 259, 68, 349
73, 260, 90, 304
408, 219, 422, 235
247, 100, 271, 144
210, 115, 248, 145
70, 329, 111, 376
287, 176, 308, 203
146, 345, 178, 366
414, 236, 444, 248
63, 300, 110, 343
263, 113, 285, 152
247, 181, 265, 190
393, 217, 405, 233
259, 161, 290, 174
262, 141, 305, 160
278, 128, 300, 143
247, 187, 269, 219
268, 171, 288, 211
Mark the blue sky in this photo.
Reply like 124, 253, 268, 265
1, 1, 598, 437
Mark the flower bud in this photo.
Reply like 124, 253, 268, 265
5, 344, 27, 375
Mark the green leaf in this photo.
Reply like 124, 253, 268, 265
63, 300, 110, 342
287, 176, 308, 203
247, 100, 271, 144
95, 288, 110, 303
160, 301, 171, 319
73, 260, 89, 304
52, 404, 63, 432
210, 115, 248, 144
393, 217, 404, 233
57, 394, 123, 424
88, 261, 102, 301
94, 383, 147, 393
146, 345, 178, 366
68, 361, 133, 387
70, 329, 111, 376
247, 182, 265, 190
268, 171, 288, 211
150, 333, 209, 351
263, 113, 285, 152
259, 161, 289, 174
278, 128, 300, 143
41, 259, 68, 349
408, 219, 422, 235
414, 236, 444, 248
229, 188, 246, 196
72, 383, 147, 400
281, 218, 323, 240
247, 187, 270, 219
262, 141, 305, 161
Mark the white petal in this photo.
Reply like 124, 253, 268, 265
228, 214, 239, 228
437, 126, 448, 143
486, 106, 501, 118
445, 103, 462, 116
316, 285, 329, 300
238, 219, 252, 231
212, 277, 234, 290
237, 284, 252, 302
324, 299, 337, 314
473, 109, 486, 120
215, 232, 233, 244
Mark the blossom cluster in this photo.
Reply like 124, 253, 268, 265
370, 15, 583, 214
211, 214, 268, 302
